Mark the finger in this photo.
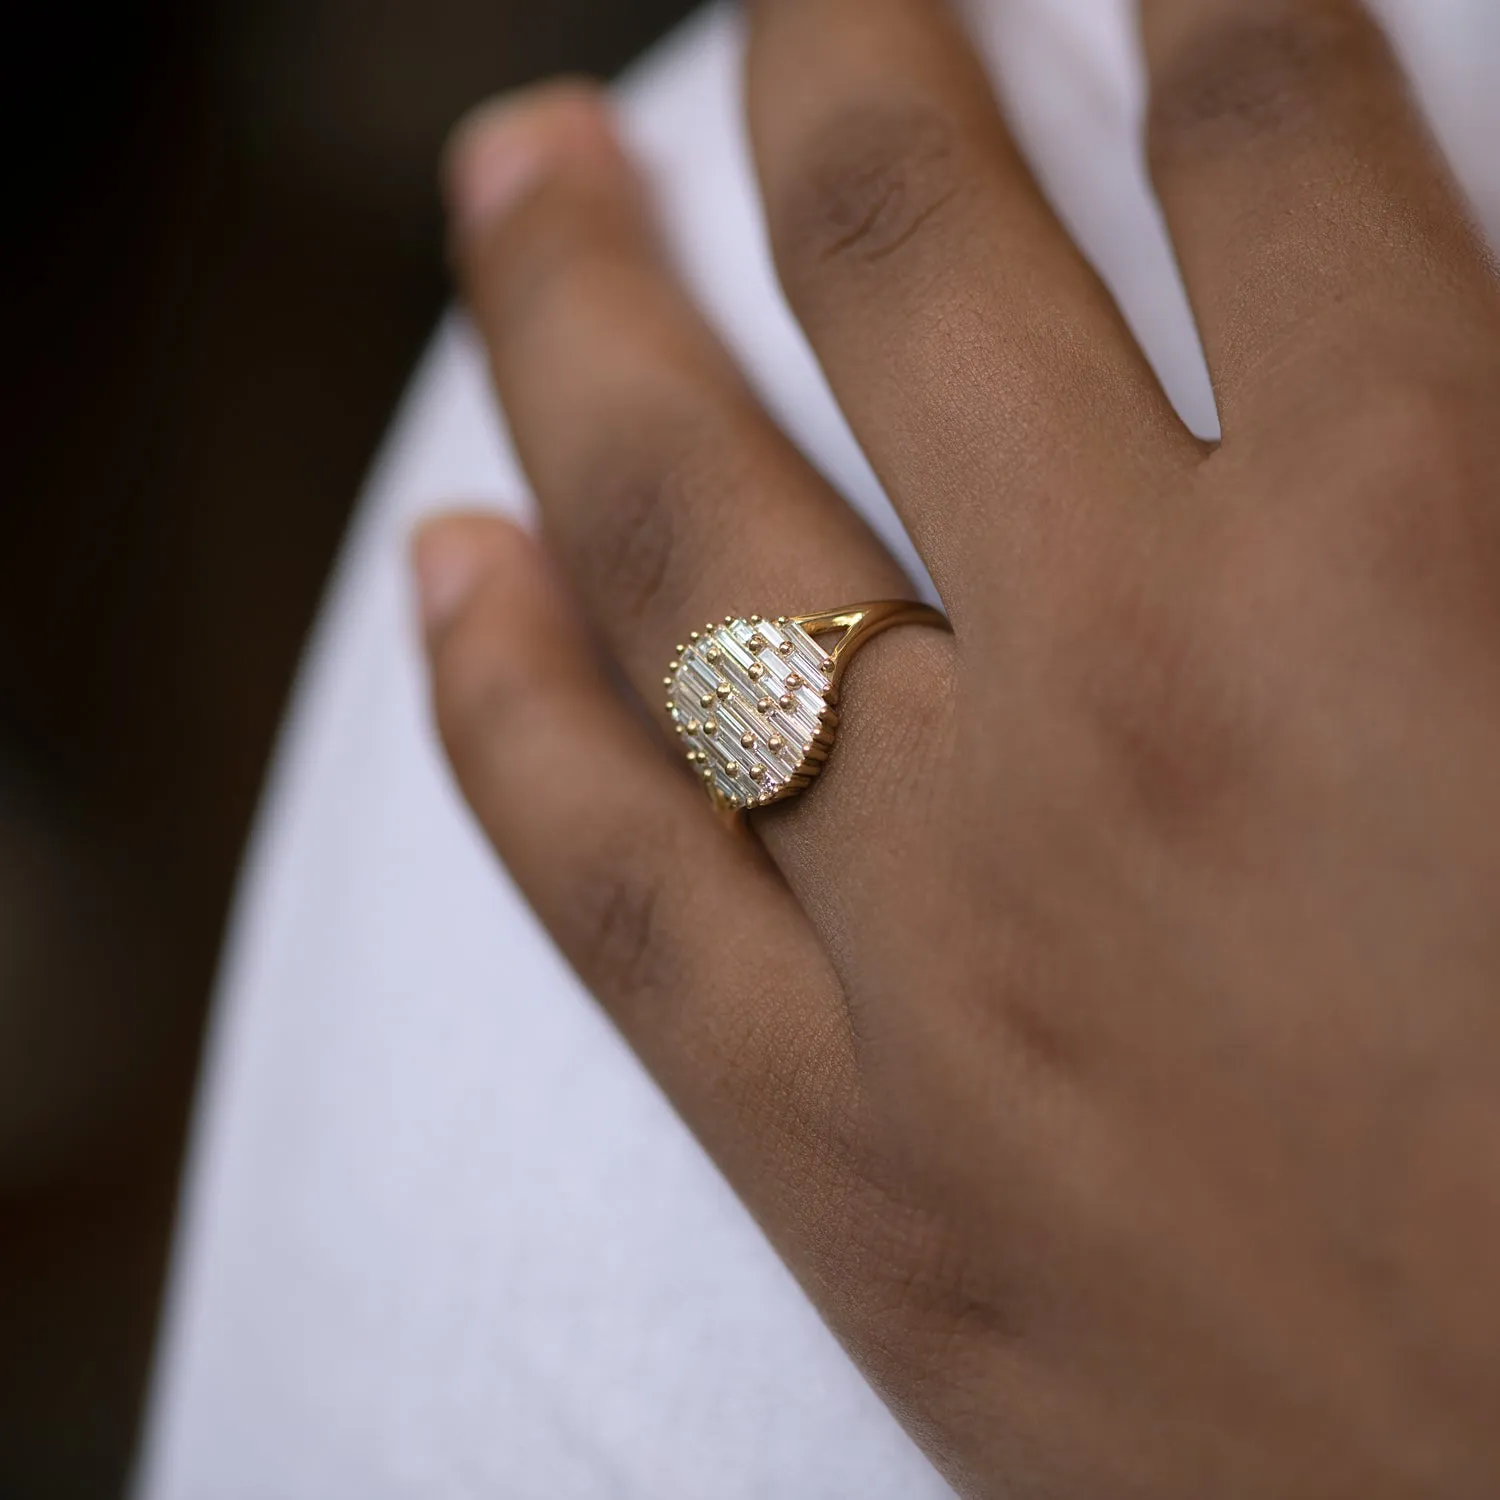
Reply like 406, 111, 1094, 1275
1141, 0, 1500, 433
443, 83, 956, 937
413, 512, 858, 1225
445, 83, 910, 653
746, 0, 1201, 620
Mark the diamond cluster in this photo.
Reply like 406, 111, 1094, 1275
664, 616, 837, 810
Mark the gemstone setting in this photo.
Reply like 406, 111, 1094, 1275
665, 616, 837, 810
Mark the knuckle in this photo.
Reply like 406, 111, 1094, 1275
1333, 378, 1476, 500
713, 999, 861, 1171
771, 99, 966, 294
1300, 378, 1499, 608
1148, 1, 1382, 170
567, 403, 732, 634
837, 1171, 1023, 1398
572, 433, 682, 631
570, 829, 680, 1006
879, 1229, 1011, 1350
1055, 562, 1267, 844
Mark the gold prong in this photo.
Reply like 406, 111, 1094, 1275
786, 673, 803, 689
702, 766, 714, 781
724, 615, 734, 625
716, 683, 732, 699
748, 614, 762, 625
699, 694, 714, 710
768, 734, 784, 752
726, 762, 740, 778
704, 718, 717, 735
686, 719, 701, 735
777, 639, 794, 656
705, 645, 722, 664
676, 643, 687, 655
749, 764, 766, 782
821, 656, 835, 674
689, 630, 700, 641
748, 662, 764, 681
741, 732, 756, 749
749, 634, 767, 654
778, 694, 794, 710
776, 616, 788, 625
757, 697, 774, 715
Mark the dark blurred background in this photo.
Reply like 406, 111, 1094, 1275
1, 3, 695, 1494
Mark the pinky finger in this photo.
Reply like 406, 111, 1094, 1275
413, 512, 857, 1219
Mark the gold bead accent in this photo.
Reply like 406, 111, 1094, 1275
686, 719, 701, 735
716, 682, 732, 700
776, 616, 788, 625
757, 697, 774, 715
749, 614, 762, 625
726, 762, 740, 778
668, 659, 679, 672
741, 732, 756, 750
724, 615, 735, 625
703, 718, 718, 736
690, 631, 700, 641
778, 693, 794, 710
675, 723, 686, 737
665, 701, 675, 714
676, 644, 687, 655
702, 767, 714, 781
705, 622, 716, 634
705, 645, 722, 664
786, 673, 803, 689
749, 764, 766, 782
777, 639, 793, 657
821, 656, 835, 674
699, 693, 715, 710
749, 634, 767, 654
747, 662, 765, 681
686, 750, 699, 764
662, 676, 673, 688
768, 734, 784, 752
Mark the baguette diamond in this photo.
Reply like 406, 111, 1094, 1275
667, 616, 836, 810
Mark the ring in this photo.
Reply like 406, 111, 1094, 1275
664, 603, 950, 814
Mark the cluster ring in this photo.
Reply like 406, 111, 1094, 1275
663, 602, 949, 815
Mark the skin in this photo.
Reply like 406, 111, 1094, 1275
414, 2, 1500, 1494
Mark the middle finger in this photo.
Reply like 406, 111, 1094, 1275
748, 0, 1202, 623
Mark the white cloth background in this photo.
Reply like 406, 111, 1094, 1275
138, 2, 1500, 1495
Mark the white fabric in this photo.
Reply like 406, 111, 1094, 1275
138, 2, 1500, 1495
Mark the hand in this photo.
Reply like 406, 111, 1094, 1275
414, 3, 1500, 1494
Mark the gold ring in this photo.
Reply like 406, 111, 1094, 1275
664, 603, 950, 815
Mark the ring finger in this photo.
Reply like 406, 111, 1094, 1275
445, 83, 956, 932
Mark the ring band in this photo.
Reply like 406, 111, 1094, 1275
664, 602, 950, 814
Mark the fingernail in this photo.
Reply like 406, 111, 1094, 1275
444, 97, 548, 231
413, 520, 486, 634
